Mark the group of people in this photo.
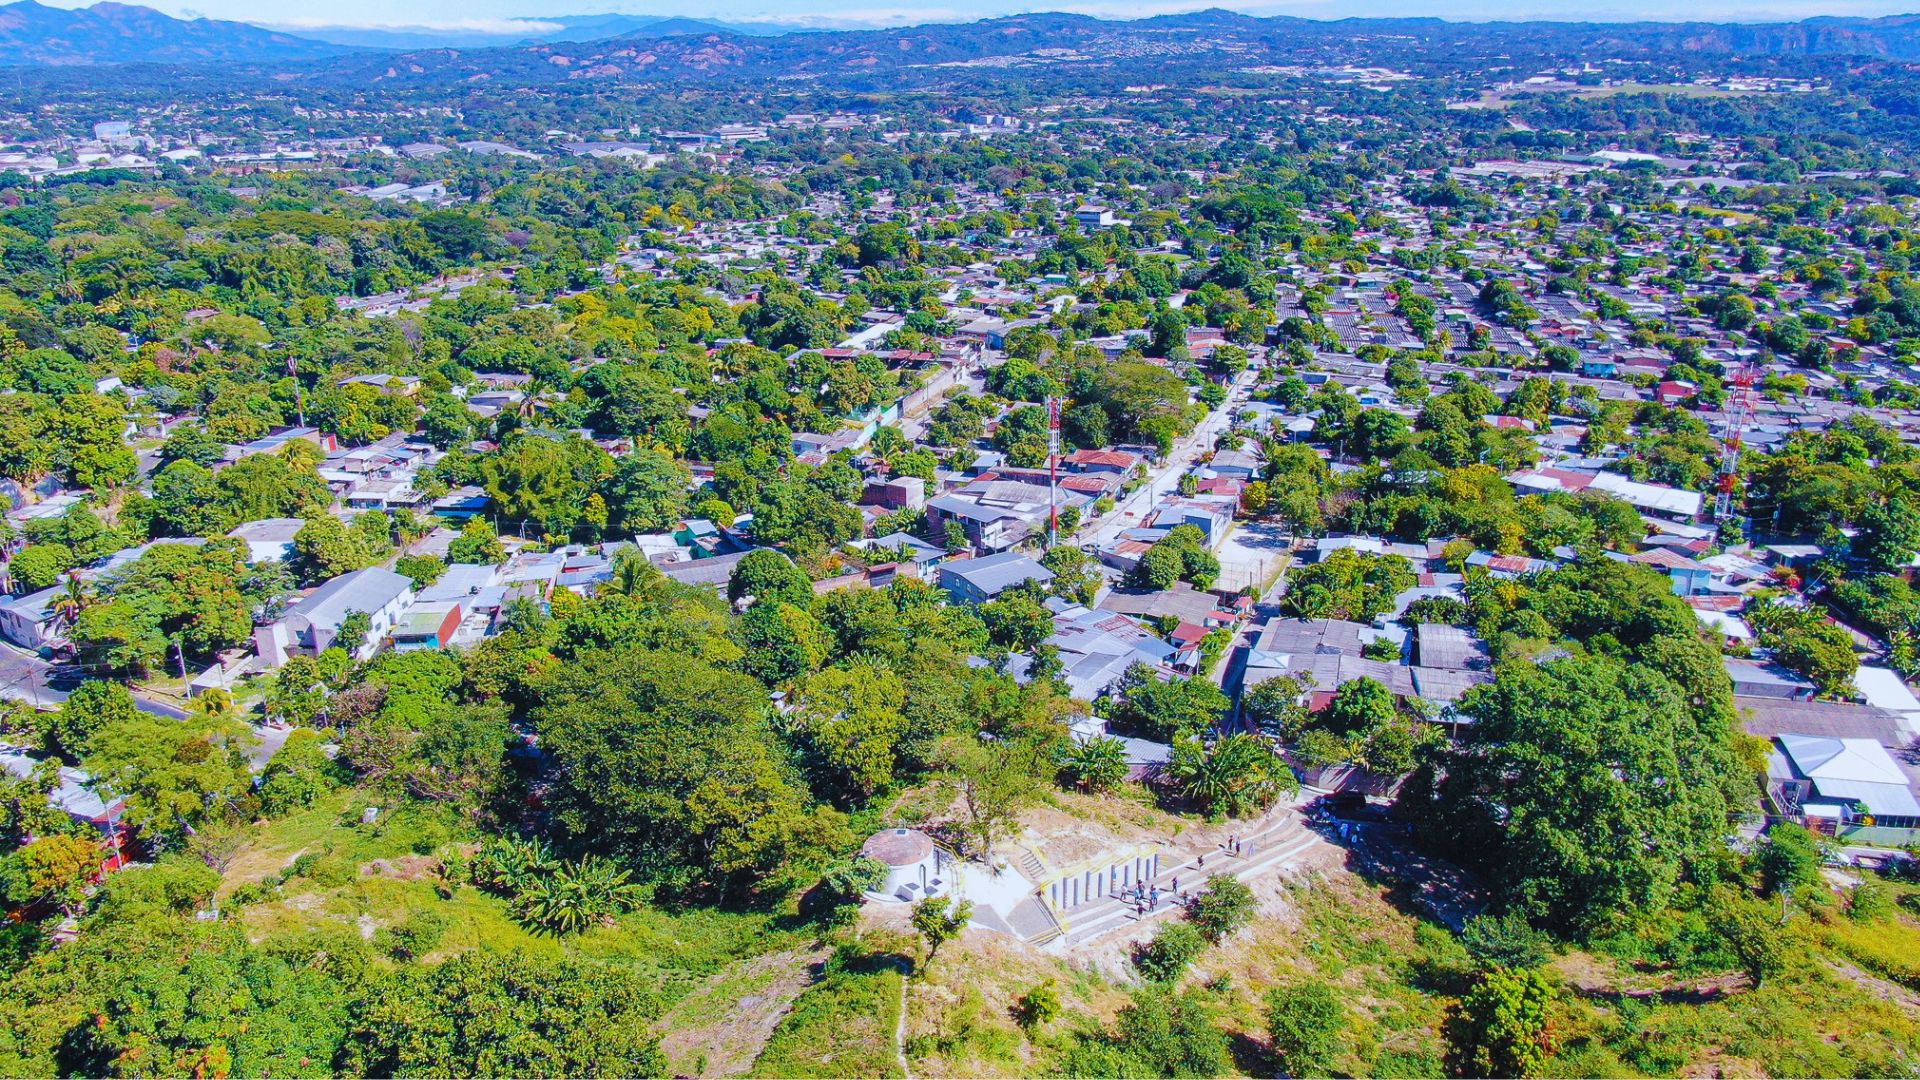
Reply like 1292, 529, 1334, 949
1123, 834, 1261, 916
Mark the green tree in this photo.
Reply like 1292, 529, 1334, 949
417, 393, 475, 449
1112, 664, 1230, 741
344, 951, 669, 1077
447, 516, 506, 564
1416, 655, 1741, 934
0, 757, 70, 850
418, 209, 493, 261
8, 543, 74, 591
211, 449, 331, 524
394, 553, 448, 588
1185, 874, 1256, 943
912, 893, 974, 964
1041, 544, 1105, 606
1705, 885, 1787, 988
1265, 977, 1347, 1078
728, 548, 813, 608
7, 919, 352, 1078
793, 663, 909, 800
483, 435, 601, 537
1134, 920, 1207, 982
1771, 619, 1859, 697
1014, 980, 1063, 1029
258, 729, 342, 815
1855, 495, 1920, 571
1243, 675, 1310, 738
535, 646, 846, 893
1755, 822, 1824, 899
265, 654, 329, 727
82, 710, 254, 848
603, 447, 691, 533
0, 833, 99, 917
981, 590, 1055, 651
1443, 967, 1560, 1079
1165, 734, 1297, 818
149, 460, 223, 537
1281, 550, 1417, 622
1057, 735, 1129, 793
1321, 675, 1396, 736
732, 600, 831, 685
293, 511, 384, 581
1092, 988, 1233, 1077
42, 678, 138, 760
936, 732, 1048, 863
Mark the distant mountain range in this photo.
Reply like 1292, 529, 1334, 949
283, 13, 816, 51
0, 0, 353, 64
312, 8, 1920, 88
13, 1, 1920, 72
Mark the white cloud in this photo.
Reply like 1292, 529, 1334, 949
263, 15, 566, 32
723, 7, 975, 26
1050, 0, 1322, 16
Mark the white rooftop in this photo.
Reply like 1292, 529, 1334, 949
1778, 734, 1920, 818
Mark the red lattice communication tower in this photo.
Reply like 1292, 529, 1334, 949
1714, 361, 1758, 521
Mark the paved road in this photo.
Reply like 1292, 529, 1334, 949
0, 643, 187, 718
1078, 366, 1260, 549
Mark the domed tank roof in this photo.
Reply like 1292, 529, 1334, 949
860, 827, 934, 867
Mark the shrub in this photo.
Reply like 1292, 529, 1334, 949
380, 907, 451, 959
1460, 911, 1554, 970
1134, 921, 1207, 982
1186, 875, 1257, 944
1850, 879, 1896, 922
1013, 979, 1062, 1028
1266, 977, 1347, 1077
1443, 967, 1561, 1078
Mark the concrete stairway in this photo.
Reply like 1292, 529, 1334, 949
1055, 814, 1321, 948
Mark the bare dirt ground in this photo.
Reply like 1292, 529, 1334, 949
1824, 958, 1920, 1011
653, 945, 833, 1078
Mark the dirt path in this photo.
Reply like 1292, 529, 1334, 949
654, 946, 831, 1078
1825, 958, 1920, 1011
895, 969, 913, 1080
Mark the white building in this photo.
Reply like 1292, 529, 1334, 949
254, 567, 414, 667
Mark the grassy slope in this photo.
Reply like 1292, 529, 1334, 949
753, 935, 910, 1080
225, 786, 813, 1020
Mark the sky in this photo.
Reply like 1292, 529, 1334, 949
41, 0, 1920, 36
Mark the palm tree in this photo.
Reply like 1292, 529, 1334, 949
1165, 734, 1297, 818
515, 377, 555, 423
49, 574, 92, 632
1056, 735, 1129, 794
474, 835, 554, 894
606, 547, 663, 598
511, 856, 642, 936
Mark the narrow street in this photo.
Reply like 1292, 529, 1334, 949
1076, 365, 1260, 549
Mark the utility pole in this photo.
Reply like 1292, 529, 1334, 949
287, 353, 306, 428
